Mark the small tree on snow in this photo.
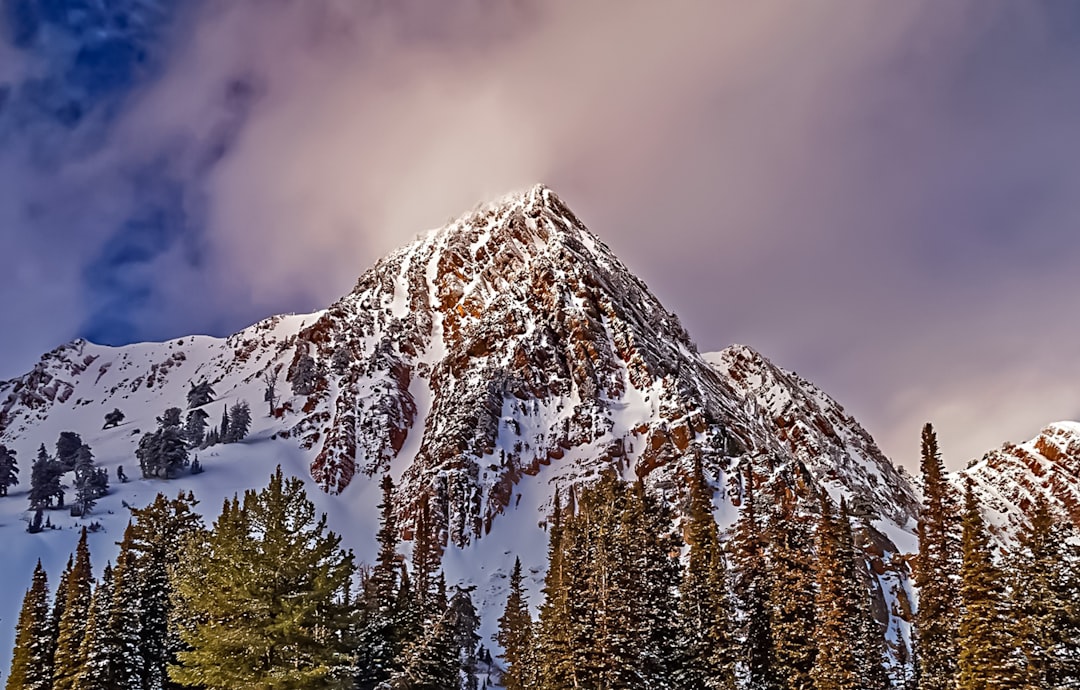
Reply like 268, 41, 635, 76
0, 444, 18, 496
187, 381, 216, 409
29, 444, 63, 510
137, 408, 190, 479
185, 409, 210, 448
262, 373, 278, 416
225, 401, 252, 443
73, 445, 108, 516
103, 408, 125, 429
291, 355, 321, 396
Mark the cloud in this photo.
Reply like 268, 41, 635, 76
4, 0, 1080, 470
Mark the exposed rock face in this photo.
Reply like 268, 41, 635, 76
960, 422, 1080, 541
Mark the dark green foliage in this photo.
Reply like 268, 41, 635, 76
6, 561, 53, 690
447, 587, 481, 690
184, 409, 209, 448
72, 444, 108, 516
29, 444, 63, 510
137, 408, 190, 479
533, 470, 682, 689
103, 408, 125, 429
914, 423, 960, 690
496, 557, 532, 690
218, 405, 229, 446
356, 475, 405, 690
56, 432, 83, 471
730, 467, 779, 690
766, 483, 817, 690
840, 503, 890, 690
223, 400, 251, 443
186, 381, 215, 409
388, 607, 458, 690
53, 528, 95, 690
1008, 496, 1080, 688
0, 443, 18, 496
291, 355, 321, 396
677, 457, 735, 690
956, 481, 1023, 690
170, 467, 357, 689
810, 496, 858, 690
73, 564, 114, 690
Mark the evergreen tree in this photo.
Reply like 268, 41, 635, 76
956, 481, 1023, 689
29, 444, 62, 510
839, 502, 890, 690
356, 474, 404, 690
127, 492, 203, 690
170, 467, 357, 689
766, 482, 816, 690
1008, 495, 1080, 688
677, 457, 735, 690
53, 528, 94, 690
447, 586, 481, 690
73, 563, 114, 690
108, 535, 147, 689
224, 401, 251, 443
914, 423, 960, 690
388, 608, 458, 690
56, 432, 83, 471
137, 408, 190, 479
186, 381, 215, 409
810, 495, 859, 690
6, 561, 53, 690
218, 406, 229, 446
730, 467, 779, 690
73, 444, 108, 516
50, 555, 73, 676
535, 488, 574, 690
496, 557, 532, 690
291, 355, 321, 396
0, 443, 18, 496
184, 409, 209, 448
103, 408, 125, 429
412, 494, 443, 621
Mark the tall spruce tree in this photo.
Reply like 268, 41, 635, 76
677, 457, 735, 690
127, 492, 203, 690
447, 586, 481, 690
956, 481, 1022, 690
224, 401, 251, 443
766, 482, 817, 690
6, 561, 52, 690
810, 496, 859, 690
535, 488, 574, 690
29, 444, 62, 510
1008, 496, 1080, 688
108, 528, 149, 689
73, 563, 114, 690
730, 466, 779, 690
53, 528, 94, 690
72, 444, 107, 516
496, 557, 532, 690
839, 502, 890, 690
0, 443, 18, 496
412, 494, 443, 621
170, 467, 357, 690
914, 423, 960, 690
356, 474, 404, 690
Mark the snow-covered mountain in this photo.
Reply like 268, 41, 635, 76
5, 183, 1063, 677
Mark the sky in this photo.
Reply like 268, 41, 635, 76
2, 0, 1080, 471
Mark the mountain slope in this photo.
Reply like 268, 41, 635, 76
0, 184, 925, 675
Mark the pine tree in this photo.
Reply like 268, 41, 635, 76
447, 586, 481, 690
535, 488, 574, 690
810, 495, 859, 690
170, 467, 357, 690
224, 401, 251, 443
388, 608, 458, 690
914, 423, 960, 690
956, 481, 1023, 690
49, 555, 73, 681
1008, 496, 1080, 688
291, 355, 320, 396
73, 563, 114, 690
766, 482, 817, 690
73, 444, 107, 516
103, 408, 125, 429
730, 466, 779, 690
137, 408, 190, 478
7, 561, 53, 690
53, 528, 95, 690
0, 443, 18, 496
126, 492, 203, 690
108, 531, 147, 689
29, 444, 62, 510
839, 502, 890, 690
186, 381, 215, 409
219, 406, 229, 446
184, 409, 209, 448
56, 432, 83, 471
496, 557, 532, 690
677, 457, 735, 690
356, 474, 404, 690
412, 494, 443, 621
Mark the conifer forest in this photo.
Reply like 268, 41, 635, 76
4, 424, 1078, 690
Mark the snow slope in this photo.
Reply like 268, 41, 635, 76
0, 184, 940, 676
